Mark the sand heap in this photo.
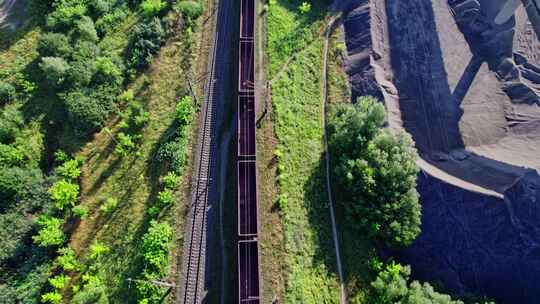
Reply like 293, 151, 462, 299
343, 0, 540, 302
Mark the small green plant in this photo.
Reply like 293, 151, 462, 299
49, 180, 80, 210
119, 89, 135, 103
114, 132, 137, 156
89, 241, 110, 260
176, 96, 194, 125
73, 205, 89, 219
56, 247, 79, 271
298, 2, 311, 14
49, 274, 69, 289
100, 197, 118, 214
33, 216, 65, 247
163, 172, 180, 189
157, 189, 173, 207
54, 150, 69, 163
56, 159, 82, 180
174, 1, 204, 21
141, 0, 166, 16
41, 291, 62, 304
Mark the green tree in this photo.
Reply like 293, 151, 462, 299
176, 95, 194, 125
0, 81, 16, 104
37, 33, 72, 57
75, 16, 99, 42
49, 180, 79, 210
0, 106, 23, 143
39, 57, 70, 86
141, 0, 166, 16
32, 215, 65, 247
128, 18, 165, 70
41, 291, 62, 304
0, 144, 24, 167
56, 247, 79, 271
174, 1, 204, 20
329, 97, 420, 246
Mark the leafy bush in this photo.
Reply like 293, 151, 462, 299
72, 40, 101, 61
371, 262, 463, 304
41, 291, 62, 304
162, 172, 179, 189
62, 89, 111, 134
0, 166, 43, 204
0, 106, 23, 143
176, 95, 194, 125
73, 274, 109, 304
56, 247, 79, 271
0, 81, 16, 104
141, 220, 172, 272
329, 97, 421, 246
37, 33, 72, 57
32, 216, 65, 247
67, 59, 96, 87
100, 197, 118, 214
298, 2, 311, 14
40, 57, 70, 86
49, 274, 69, 289
56, 159, 82, 179
128, 17, 166, 70
141, 0, 166, 16
0, 212, 33, 263
75, 16, 99, 42
157, 189, 173, 207
73, 205, 89, 219
94, 56, 123, 86
95, 6, 128, 34
49, 180, 80, 210
89, 241, 110, 260
174, 1, 204, 20
46, 0, 88, 30
0, 144, 24, 167
114, 132, 139, 156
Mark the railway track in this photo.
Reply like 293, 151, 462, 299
178, 0, 229, 302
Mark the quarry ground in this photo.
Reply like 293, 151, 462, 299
342, 0, 540, 303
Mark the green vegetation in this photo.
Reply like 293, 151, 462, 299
267, 0, 340, 302
371, 262, 463, 304
328, 97, 421, 246
32, 215, 66, 247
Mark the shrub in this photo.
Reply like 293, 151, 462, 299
41, 291, 62, 304
67, 59, 96, 87
40, 57, 70, 86
0, 106, 23, 143
128, 18, 165, 70
89, 241, 110, 260
32, 215, 65, 247
0, 212, 33, 263
114, 132, 137, 156
62, 89, 110, 134
371, 262, 463, 304
72, 40, 101, 61
49, 274, 69, 289
0, 81, 16, 104
94, 56, 123, 86
176, 95, 194, 125
100, 197, 118, 214
298, 2, 311, 14
141, 220, 172, 272
49, 180, 79, 210
0, 166, 43, 204
329, 97, 421, 246
75, 16, 99, 42
72, 275, 109, 304
56, 247, 79, 271
141, 0, 166, 16
157, 189, 173, 207
56, 159, 82, 179
73, 205, 89, 219
174, 1, 204, 20
46, 2, 88, 30
37, 33, 72, 57
0, 144, 24, 167
162, 172, 179, 189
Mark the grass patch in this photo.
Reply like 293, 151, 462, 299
267, 0, 341, 302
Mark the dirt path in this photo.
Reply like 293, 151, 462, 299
322, 14, 347, 304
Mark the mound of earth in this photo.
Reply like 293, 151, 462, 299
342, 0, 540, 302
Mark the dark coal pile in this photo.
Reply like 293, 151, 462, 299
342, 0, 540, 302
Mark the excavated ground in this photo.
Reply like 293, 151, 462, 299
343, 0, 540, 302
